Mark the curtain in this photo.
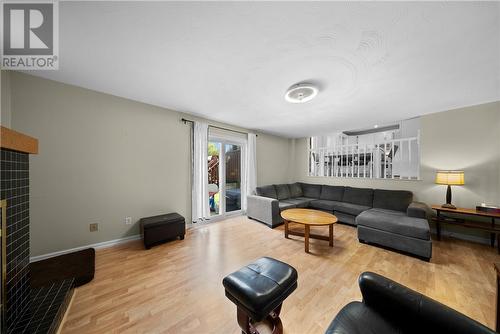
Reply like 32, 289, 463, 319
243, 133, 257, 211
192, 121, 209, 223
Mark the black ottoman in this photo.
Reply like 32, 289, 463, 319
30, 248, 95, 288
140, 212, 185, 249
223, 257, 298, 334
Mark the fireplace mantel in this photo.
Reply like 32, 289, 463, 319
0, 126, 38, 154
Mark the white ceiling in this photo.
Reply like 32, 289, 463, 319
29, 1, 500, 138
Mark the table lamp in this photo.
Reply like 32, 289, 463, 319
435, 170, 464, 209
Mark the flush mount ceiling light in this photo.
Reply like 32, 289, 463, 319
285, 83, 318, 103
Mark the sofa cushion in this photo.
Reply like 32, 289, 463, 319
293, 196, 316, 201
278, 201, 296, 211
335, 212, 357, 226
275, 184, 291, 200
300, 183, 322, 199
368, 208, 406, 216
343, 187, 374, 207
282, 198, 311, 208
407, 202, 428, 219
333, 202, 371, 216
373, 189, 413, 212
356, 208, 430, 240
288, 183, 303, 198
256, 185, 277, 199
320, 185, 345, 201
309, 200, 337, 211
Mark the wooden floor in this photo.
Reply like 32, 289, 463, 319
61, 216, 499, 333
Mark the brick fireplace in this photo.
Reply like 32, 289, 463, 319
1, 126, 73, 333
1, 148, 31, 330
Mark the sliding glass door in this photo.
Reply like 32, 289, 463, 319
208, 140, 242, 218
224, 144, 241, 213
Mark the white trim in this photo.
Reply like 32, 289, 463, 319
190, 212, 244, 229
30, 234, 141, 263
205, 211, 243, 224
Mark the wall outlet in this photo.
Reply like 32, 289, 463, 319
125, 217, 132, 225
89, 223, 99, 232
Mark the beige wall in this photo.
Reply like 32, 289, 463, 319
1, 70, 12, 127
256, 133, 292, 186
9, 72, 292, 256
292, 101, 500, 227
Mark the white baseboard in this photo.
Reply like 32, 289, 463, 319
30, 234, 141, 263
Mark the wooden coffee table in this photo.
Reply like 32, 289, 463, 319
281, 208, 338, 253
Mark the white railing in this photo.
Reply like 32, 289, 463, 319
308, 133, 420, 180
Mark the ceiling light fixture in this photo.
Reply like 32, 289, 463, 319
285, 83, 318, 103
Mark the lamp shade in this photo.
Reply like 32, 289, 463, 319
435, 170, 464, 185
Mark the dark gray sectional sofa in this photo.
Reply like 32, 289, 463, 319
246, 183, 431, 260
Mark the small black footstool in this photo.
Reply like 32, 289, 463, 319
223, 257, 298, 334
140, 212, 185, 249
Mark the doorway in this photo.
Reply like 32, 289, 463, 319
208, 140, 243, 218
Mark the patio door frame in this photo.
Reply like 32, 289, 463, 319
208, 132, 247, 221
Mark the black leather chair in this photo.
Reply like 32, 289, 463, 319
326, 272, 495, 334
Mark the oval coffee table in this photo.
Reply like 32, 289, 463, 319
281, 208, 338, 253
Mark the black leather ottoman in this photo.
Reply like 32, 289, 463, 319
140, 212, 185, 249
223, 257, 298, 334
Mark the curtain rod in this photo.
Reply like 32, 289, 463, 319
181, 118, 257, 137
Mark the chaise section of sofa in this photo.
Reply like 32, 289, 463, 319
356, 189, 431, 260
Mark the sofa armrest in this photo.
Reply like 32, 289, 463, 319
359, 272, 495, 334
246, 195, 281, 228
407, 201, 429, 219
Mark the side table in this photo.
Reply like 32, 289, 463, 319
432, 205, 500, 254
